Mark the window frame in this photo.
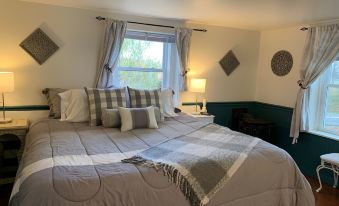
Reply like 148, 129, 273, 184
113, 31, 174, 89
312, 60, 339, 137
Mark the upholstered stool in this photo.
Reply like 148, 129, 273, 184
316, 153, 339, 192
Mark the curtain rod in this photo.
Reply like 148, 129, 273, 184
300, 18, 339, 31
96, 16, 207, 32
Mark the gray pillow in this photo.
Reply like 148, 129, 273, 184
118, 106, 158, 132
42, 88, 67, 118
102, 109, 121, 128
85, 87, 127, 126
102, 107, 162, 128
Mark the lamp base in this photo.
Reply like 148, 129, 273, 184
0, 118, 12, 124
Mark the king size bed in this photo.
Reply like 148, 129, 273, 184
9, 113, 314, 206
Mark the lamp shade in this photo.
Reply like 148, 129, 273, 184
189, 78, 206, 93
0, 72, 14, 92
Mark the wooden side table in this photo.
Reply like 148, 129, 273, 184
0, 119, 29, 185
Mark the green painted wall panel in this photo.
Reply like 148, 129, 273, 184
252, 102, 339, 185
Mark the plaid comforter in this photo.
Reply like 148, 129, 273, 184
123, 123, 260, 206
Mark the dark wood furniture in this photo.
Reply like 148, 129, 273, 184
0, 119, 28, 186
232, 109, 274, 142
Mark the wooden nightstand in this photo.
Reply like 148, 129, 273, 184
188, 113, 215, 123
0, 119, 29, 185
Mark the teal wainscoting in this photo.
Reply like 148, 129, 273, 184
252, 102, 339, 185
3, 105, 49, 111
183, 101, 339, 185
182, 101, 254, 127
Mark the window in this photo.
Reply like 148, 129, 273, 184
113, 31, 180, 95
310, 60, 339, 136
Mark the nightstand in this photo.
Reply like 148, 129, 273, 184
0, 119, 29, 185
188, 113, 215, 123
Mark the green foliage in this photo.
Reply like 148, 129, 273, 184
119, 38, 162, 69
118, 38, 163, 89
327, 87, 339, 114
119, 71, 162, 90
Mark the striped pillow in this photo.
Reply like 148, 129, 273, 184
85, 87, 127, 126
118, 106, 158, 132
128, 87, 161, 108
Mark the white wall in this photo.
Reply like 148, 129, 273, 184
255, 27, 307, 107
182, 24, 260, 103
0, 0, 261, 120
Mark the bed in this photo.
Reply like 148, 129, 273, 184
9, 113, 314, 206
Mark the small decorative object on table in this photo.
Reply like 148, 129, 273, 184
0, 119, 29, 186
0, 72, 15, 124
316, 153, 339, 192
201, 98, 207, 113
189, 78, 206, 115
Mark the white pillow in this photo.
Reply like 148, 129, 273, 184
59, 89, 89, 122
161, 88, 178, 117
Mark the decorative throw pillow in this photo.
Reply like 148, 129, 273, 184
118, 106, 158, 132
85, 87, 127, 126
102, 109, 121, 128
128, 87, 161, 108
42, 88, 67, 118
101, 107, 162, 128
59, 89, 89, 122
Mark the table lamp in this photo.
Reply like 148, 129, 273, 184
0, 72, 14, 123
189, 78, 206, 115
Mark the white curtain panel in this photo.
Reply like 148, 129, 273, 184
175, 28, 193, 91
95, 19, 127, 88
290, 23, 339, 143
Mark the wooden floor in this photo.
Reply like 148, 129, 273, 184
0, 177, 338, 206
307, 177, 339, 206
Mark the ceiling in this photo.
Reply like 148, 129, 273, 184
20, 0, 339, 30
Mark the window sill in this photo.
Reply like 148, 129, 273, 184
308, 130, 339, 142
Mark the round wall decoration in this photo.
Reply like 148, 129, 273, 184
271, 50, 293, 76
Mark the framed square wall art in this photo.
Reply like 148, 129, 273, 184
20, 28, 59, 65
219, 50, 240, 76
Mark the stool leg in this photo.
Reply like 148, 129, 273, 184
316, 165, 324, 192
333, 170, 338, 188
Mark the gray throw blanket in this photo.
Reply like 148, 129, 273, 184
123, 124, 260, 206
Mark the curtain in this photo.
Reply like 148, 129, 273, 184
162, 42, 181, 106
290, 23, 339, 143
175, 28, 193, 91
95, 19, 127, 88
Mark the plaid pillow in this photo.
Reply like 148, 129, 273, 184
85, 87, 127, 126
128, 87, 161, 108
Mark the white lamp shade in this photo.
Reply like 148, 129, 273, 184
189, 78, 206, 93
0, 72, 14, 92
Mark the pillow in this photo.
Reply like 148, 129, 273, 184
59, 89, 89, 122
102, 107, 162, 128
118, 106, 158, 132
128, 87, 163, 120
102, 109, 121, 128
42, 88, 67, 118
85, 87, 127, 126
128, 87, 161, 109
161, 88, 178, 117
